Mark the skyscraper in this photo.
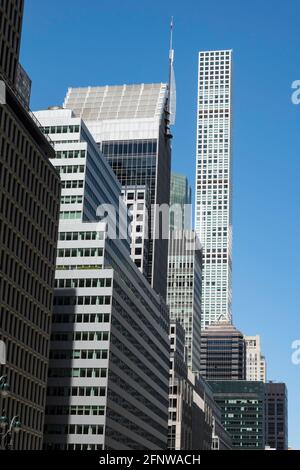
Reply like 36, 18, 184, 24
245, 335, 267, 382
0, 0, 24, 87
168, 322, 214, 450
63, 83, 173, 300
195, 50, 233, 328
265, 382, 288, 450
35, 108, 170, 450
167, 231, 202, 372
200, 318, 246, 381
0, 1, 61, 449
209, 381, 265, 450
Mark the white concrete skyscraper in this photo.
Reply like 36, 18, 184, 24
195, 50, 233, 328
35, 108, 170, 450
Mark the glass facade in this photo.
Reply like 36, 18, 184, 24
170, 172, 192, 231
200, 321, 246, 380
64, 83, 172, 300
209, 381, 265, 449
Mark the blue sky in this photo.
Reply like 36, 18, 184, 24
21, 0, 300, 448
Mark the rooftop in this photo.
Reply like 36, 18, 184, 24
63, 83, 168, 121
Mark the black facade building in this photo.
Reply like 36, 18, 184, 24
200, 318, 246, 381
265, 382, 288, 450
0, 0, 61, 449
210, 381, 265, 450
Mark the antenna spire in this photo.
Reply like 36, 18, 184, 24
168, 16, 176, 125
169, 16, 174, 52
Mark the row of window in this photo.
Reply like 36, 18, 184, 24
61, 179, 83, 189
45, 405, 105, 416
60, 195, 83, 204
102, 140, 157, 157
53, 295, 111, 306
49, 349, 108, 360
54, 149, 85, 159
56, 164, 85, 174
59, 230, 104, 241
57, 248, 103, 257
59, 211, 81, 220
52, 313, 110, 323
56, 264, 103, 270
42, 125, 80, 134
51, 331, 109, 342
45, 424, 103, 435
55, 277, 111, 288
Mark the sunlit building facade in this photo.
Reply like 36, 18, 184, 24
195, 50, 233, 328
63, 83, 172, 300
36, 108, 170, 450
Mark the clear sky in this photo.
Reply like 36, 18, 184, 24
20, 0, 300, 449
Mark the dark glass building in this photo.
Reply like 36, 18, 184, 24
265, 382, 288, 450
200, 318, 246, 380
0, 0, 23, 86
0, 0, 61, 449
209, 381, 265, 450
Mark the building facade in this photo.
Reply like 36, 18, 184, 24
63, 83, 172, 300
200, 318, 246, 381
168, 322, 213, 450
35, 108, 170, 450
245, 335, 267, 382
260, 356, 267, 383
265, 382, 288, 450
170, 172, 192, 231
167, 230, 202, 372
0, 0, 24, 86
0, 0, 61, 450
15, 62, 31, 109
209, 381, 265, 450
211, 414, 232, 450
121, 185, 150, 277
195, 50, 233, 328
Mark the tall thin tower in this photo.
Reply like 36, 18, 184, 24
195, 50, 233, 328
168, 17, 176, 126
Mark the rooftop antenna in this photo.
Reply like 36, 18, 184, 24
168, 16, 176, 126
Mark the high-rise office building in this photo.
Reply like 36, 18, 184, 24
63, 83, 173, 300
195, 50, 233, 328
0, 0, 24, 86
200, 318, 246, 381
265, 382, 288, 450
167, 231, 202, 372
0, 1, 61, 450
170, 172, 192, 231
245, 335, 267, 382
168, 322, 213, 450
210, 381, 265, 450
35, 108, 170, 450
